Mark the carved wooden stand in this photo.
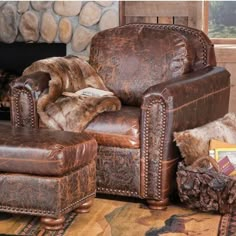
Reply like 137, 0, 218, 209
41, 199, 94, 230
41, 216, 65, 231
147, 198, 169, 210
74, 199, 93, 213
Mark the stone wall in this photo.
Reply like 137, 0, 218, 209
0, 1, 119, 59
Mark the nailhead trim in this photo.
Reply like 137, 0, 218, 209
12, 88, 36, 128
97, 187, 138, 196
120, 24, 211, 66
0, 192, 95, 218
118, 23, 211, 199
142, 97, 167, 200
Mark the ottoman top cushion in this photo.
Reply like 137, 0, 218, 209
0, 123, 97, 176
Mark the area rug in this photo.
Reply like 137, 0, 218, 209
218, 209, 236, 236
0, 197, 232, 236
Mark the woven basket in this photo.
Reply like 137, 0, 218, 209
177, 156, 236, 214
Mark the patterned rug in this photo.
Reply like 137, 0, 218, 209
218, 209, 236, 236
0, 197, 232, 236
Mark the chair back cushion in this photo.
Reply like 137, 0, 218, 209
90, 24, 216, 106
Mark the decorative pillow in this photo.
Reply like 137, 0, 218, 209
0, 69, 18, 108
174, 113, 236, 166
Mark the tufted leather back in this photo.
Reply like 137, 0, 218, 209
90, 24, 216, 106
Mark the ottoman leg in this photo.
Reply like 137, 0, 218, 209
74, 199, 94, 213
40, 216, 65, 231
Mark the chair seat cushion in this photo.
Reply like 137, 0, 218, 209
85, 106, 140, 149
0, 123, 97, 176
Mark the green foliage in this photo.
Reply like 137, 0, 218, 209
209, 1, 236, 26
208, 1, 236, 38
209, 22, 236, 38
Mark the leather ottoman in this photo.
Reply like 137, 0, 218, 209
0, 123, 97, 230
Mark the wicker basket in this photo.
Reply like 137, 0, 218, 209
177, 156, 236, 214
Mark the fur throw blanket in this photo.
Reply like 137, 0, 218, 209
23, 56, 121, 132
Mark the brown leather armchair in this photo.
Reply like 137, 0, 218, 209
10, 24, 230, 210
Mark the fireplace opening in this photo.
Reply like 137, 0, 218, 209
0, 42, 66, 120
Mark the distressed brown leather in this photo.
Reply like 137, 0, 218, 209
90, 25, 194, 106
10, 71, 51, 128
0, 124, 97, 176
85, 106, 140, 148
0, 122, 97, 218
0, 160, 96, 217
141, 66, 230, 199
10, 24, 230, 207
96, 145, 140, 196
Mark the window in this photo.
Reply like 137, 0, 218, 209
204, 1, 236, 44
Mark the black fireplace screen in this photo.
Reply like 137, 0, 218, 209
0, 42, 66, 120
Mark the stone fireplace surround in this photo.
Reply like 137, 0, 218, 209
0, 1, 119, 59
0, 1, 119, 120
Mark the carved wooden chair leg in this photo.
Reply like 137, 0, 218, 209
74, 199, 94, 213
147, 198, 169, 210
40, 215, 65, 230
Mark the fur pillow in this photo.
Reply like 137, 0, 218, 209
174, 113, 236, 165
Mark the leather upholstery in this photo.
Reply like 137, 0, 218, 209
85, 106, 140, 148
10, 24, 230, 207
0, 122, 97, 219
0, 123, 97, 176
0, 160, 96, 217
10, 71, 51, 128
90, 25, 194, 106
140, 66, 230, 199
96, 145, 140, 196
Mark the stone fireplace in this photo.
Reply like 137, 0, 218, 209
0, 1, 119, 59
0, 1, 119, 120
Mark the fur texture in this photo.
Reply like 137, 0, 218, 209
174, 113, 236, 165
23, 56, 121, 132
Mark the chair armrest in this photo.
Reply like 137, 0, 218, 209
140, 66, 230, 200
10, 72, 50, 128
143, 66, 230, 111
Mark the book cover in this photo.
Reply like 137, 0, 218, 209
209, 139, 236, 150
62, 88, 114, 97
218, 156, 235, 176
214, 148, 236, 164
209, 147, 236, 176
